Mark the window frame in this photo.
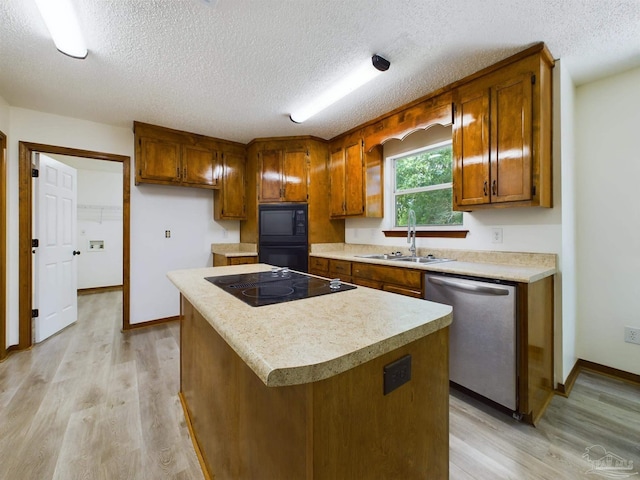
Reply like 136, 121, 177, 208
387, 139, 463, 229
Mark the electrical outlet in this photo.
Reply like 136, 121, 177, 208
624, 326, 640, 345
383, 354, 412, 395
165, 230, 171, 238
491, 227, 503, 244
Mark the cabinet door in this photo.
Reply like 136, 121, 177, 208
344, 141, 365, 215
182, 145, 219, 187
329, 147, 346, 217
139, 137, 181, 182
453, 87, 490, 208
282, 150, 308, 202
259, 150, 282, 202
219, 151, 246, 219
490, 73, 533, 203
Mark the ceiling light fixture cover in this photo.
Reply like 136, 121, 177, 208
35, 0, 88, 59
290, 54, 390, 123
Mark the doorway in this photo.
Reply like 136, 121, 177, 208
18, 142, 131, 350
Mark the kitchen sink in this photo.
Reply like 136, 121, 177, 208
354, 253, 453, 264
355, 253, 406, 260
393, 256, 454, 264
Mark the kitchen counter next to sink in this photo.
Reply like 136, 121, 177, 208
310, 243, 556, 283
168, 263, 452, 387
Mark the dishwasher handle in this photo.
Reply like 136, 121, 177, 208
427, 276, 510, 296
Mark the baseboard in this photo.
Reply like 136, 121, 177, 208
577, 359, 640, 386
179, 392, 212, 480
555, 361, 581, 397
124, 315, 179, 330
0, 344, 21, 363
77, 285, 123, 296
531, 390, 555, 426
556, 359, 640, 397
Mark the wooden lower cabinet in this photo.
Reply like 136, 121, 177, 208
329, 259, 352, 283
309, 257, 423, 298
352, 262, 423, 298
181, 297, 449, 480
213, 254, 257, 267
518, 275, 555, 424
308, 256, 329, 277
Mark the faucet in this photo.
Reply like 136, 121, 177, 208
407, 209, 417, 257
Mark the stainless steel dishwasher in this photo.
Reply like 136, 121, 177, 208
424, 273, 518, 412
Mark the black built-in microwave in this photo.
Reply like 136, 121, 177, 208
258, 203, 308, 245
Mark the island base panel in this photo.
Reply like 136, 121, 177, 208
180, 296, 449, 479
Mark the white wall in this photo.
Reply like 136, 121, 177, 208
556, 61, 578, 383
4, 107, 241, 342
75, 168, 124, 289
575, 66, 640, 375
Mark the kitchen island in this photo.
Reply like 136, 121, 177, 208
168, 264, 453, 480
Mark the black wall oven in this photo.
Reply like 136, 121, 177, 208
258, 203, 308, 272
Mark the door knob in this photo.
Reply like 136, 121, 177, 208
73, 250, 81, 256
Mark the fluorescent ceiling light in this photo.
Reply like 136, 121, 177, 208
290, 55, 390, 123
35, 0, 88, 59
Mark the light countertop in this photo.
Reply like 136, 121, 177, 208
168, 264, 452, 388
310, 244, 556, 283
211, 242, 258, 257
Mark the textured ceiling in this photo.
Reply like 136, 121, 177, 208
1, 0, 639, 143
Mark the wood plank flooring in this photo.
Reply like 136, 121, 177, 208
1, 291, 638, 479
0, 292, 203, 480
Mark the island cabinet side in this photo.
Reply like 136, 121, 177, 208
180, 295, 449, 480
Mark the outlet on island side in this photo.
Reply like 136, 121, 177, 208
383, 354, 412, 395
624, 326, 640, 345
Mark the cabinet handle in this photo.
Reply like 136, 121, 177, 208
183, 167, 187, 178
177, 167, 180, 177
483, 181, 488, 196
492, 179, 497, 195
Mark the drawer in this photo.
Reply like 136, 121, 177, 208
352, 262, 422, 290
228, 256, 257, 266
383, 284, 422, 298
309, 257, 329, 273
329, 259, 352, 276
353, 277, 383, 290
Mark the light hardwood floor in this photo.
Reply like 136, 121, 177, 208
0, 292, 203, 480
1, 291, 638, 479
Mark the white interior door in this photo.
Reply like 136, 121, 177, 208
34, 153, 78, 343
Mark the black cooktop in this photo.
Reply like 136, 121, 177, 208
205, 269, 356, 307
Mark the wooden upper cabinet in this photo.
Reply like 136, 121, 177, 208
182, 144, 219, 187
452, 46, 552, 211
138, 137, 181, 182
329, 147, 346, 217
453, 86, 491, 207
214, 148, 246, 220
491, 73, 532, 203
258, 144, 308, 203
329, 135, 365, 217
329, 133, 383, 218
259, 150, 282, 202
344, 140, 365, 216
134, 121, 223, 189
282, 150, 308, 202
